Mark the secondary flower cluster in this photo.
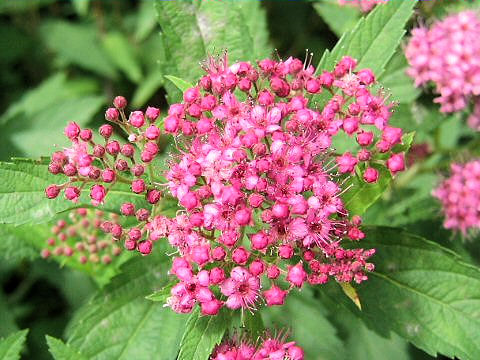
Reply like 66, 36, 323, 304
433, 160, 480, 235
337, 0, 386, 12
406, 11, 480, 128
45, 96, 162, 206
41, 209, 122, 265
211, 331, 304, 360
152, 53, 404, 316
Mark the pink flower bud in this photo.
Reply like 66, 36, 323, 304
138, 240, 153, 255
147, 190, 161, 204
129, 111, 145, 128
93, 144, 105, 158
234, 208, 251, 226
128, 228, 142, 241
249, 259, 265, 276
357, 131, 374, 146
183, 87, 200, 103
209, 267, 225, 284
287, 263, 307, 287
113, 96, 127, 109
90, 184, 106, 205
319, 71, 334, 87
79, 129, 93, 141
279, 244, 294, 259
258, 90, 274, 106
145, 107, 160, 121
164, 116, 180, 133
64, 122, 80, 140
48, 162, 62, 175
387, 153, 405, 175
248, 193, 264, 208
125, 239, 136, 251
132, 164, 145, 177
264, 285, 288, 306
121, 144, 135, 157
45, 184, 61, 199
212, 247, 226, 261
99, 124, 114, 139
267, 265, 280, 279
201, 299, 222, 315
251, 232, 268, 250
145, 125, 160, 140
121, 202, 135, 216
136, 208, 150, 222
102, 168, 116, 183
131, 179, 146, 194
305, 78, 321, 93
363, 167, 379, 183
336, 152, 358, 173
105, 107, 119, 121
232, 246, 250, 265
64, 186, 80, 202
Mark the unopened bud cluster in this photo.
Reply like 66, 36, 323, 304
41, 209, 122, 265
45, 96, 162, 207
433, 160, 480, 235
406, 11, 480, 129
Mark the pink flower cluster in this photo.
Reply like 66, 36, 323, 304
41, 209, 122, 265
45, 96, 162, 207
45, 52, 407, 315
337, 0, 387, 13
211, 332, 304, 360
433, 160, 480, 235
406, 11, 480, 126
150, 53, 405, 316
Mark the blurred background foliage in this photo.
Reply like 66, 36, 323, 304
0, 0, 479, 359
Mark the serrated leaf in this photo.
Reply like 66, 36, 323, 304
165, 75, 194, 93
330, 226, 480, 360
0, 223, 49, 261
263, 291, 347, 360
103, 32, 143, 83
317, 0, 416, 75
9, 95, 105, 158
0, 329, 28, 360
145, 281, 175, 302
46, 336, 87, 360
379, 49, 420, 104
65, 249, 186, 360
313, 0, 361, 37
0, 158, 149, 225
40, 20, 117, 79
178, 307, 231, 360
154, 0, 267, 102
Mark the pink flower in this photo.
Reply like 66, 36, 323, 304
220, 267, 260, 310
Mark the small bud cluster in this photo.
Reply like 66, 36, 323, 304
45, 96, 162, 207
41, 209, 122, 265
337, 0, 386, 12
406, 11, 480, 129
433, 160, 480, 235
211, 331, 304, 360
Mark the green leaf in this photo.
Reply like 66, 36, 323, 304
65, 249, 186, 360
317, 0, 416, 76
46, 336, 87, 360
379, 49, 420, 104
0, 329, 28, 360
0, 223, 49, 261
71, 0, 90, 17
40, 20, 117, 79
103, 32, 143, 83
237, 1, 272, 59
313, 0, 361, 37
131, 71, 163, 108
165, 75, 194, 93
263, 291, 347, 360
145, 281, 175, 302
332, 226, 480, 359
9, 95, 104, 158
154, 0, 268, 101
135, 0, 158, 42
178, 307, 231, 360
0, 158, 149, 225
